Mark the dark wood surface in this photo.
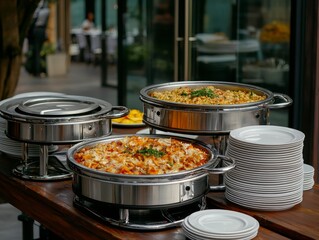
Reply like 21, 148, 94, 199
206, 186, 319, 240
0, 126, 314, 240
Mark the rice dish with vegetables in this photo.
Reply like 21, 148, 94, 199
149, 86, 266, 105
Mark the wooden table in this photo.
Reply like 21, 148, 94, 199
0, 127, 316, 240
206, 186, 319, 240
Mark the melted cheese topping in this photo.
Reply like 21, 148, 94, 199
74, 136, 209, 175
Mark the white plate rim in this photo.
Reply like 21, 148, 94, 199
186, 209, 259, 235
230, 125, 305, 146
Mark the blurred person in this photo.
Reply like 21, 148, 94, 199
82, 12, 95, 31
26, 0, 50, 76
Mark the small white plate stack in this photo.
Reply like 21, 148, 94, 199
303, 164, 315, 191
182, 209, 259, 240
0, 117, 44, 157
225, 125, 305, 211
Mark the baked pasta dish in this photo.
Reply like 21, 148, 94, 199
149, 86, 266, 105
74, 136, 209, 175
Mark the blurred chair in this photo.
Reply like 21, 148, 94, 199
75, 33, 88, 62
90, 33, 102, 65
107, 33, 117, 64
69, 43, 80, 62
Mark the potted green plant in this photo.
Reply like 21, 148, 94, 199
42, 41, 67, 77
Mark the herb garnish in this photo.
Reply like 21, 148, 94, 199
190, 88, 217, 98
137, 147, 165, 157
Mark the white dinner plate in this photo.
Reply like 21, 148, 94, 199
225, 191, 302, 211
186, 209, 259, 235
303, 164, 315, 174
226, 166, 303, 180
182, 220, 258, 240
225, 175, 303, 193
227, 141, 303, 155
226, 148, 303, 163
229, 125, 304, 147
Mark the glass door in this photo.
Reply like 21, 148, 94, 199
117, 0, 175, 110
116, 0, 196, 109
183, 0, 292, 126
117, 0, 292, 127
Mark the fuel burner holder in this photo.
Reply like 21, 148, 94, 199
73, 195, 206, 230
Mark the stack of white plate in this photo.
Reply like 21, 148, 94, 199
0, 117, 41, 157
225, 125, 305, 211
182, 209, 259, 240
303, 164, 315, 191
0, 92, 63, 158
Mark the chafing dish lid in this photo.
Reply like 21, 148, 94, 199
0, 95, 113, 122
17, 97, 100, 116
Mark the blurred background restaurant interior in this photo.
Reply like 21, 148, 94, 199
18, 0, 318, 179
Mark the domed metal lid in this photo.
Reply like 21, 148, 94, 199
17, 97, 100, 116
0, 95, 113, 123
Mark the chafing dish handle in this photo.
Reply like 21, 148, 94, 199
266, 93, 293, 109
105, 106, 129, 119
203, 155, 236, 174
203, 155, 235, 192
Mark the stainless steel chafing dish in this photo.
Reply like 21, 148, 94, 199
67, 134, 235, 208
139, 81, 292, 134
0, 95, 128, 144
